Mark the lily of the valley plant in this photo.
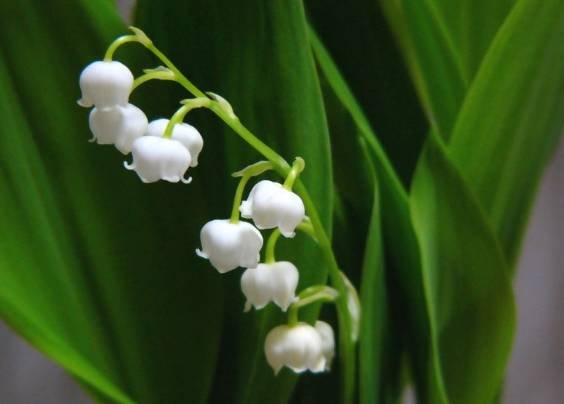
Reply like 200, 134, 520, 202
78, 27, 354, 378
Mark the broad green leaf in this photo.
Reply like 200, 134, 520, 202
448, 0, 564, 266
310, 32, 516, 404
306, 0, 428, 183
379, 0, 468, 137
358, 153, 389, 404
410, 135, 516, 404
428, 0, 515, 77
135, 1, 335, 403
309, 29, 432, 403
1, 1, 226, 403
379, 0, 514, 138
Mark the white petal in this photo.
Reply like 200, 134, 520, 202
238, 223, 263, 268
240, 261, 298, 312
125, 136, 191, 183
146, 119, 204, 167
198, 219, 263, 273
89, 106, 122, 145
240, 266, 272, 310
264, 323, 324, 375
89, 104, 147, 154
79, 61, 133, 109
114, 104, 148, 154
315, 321, 335, 370
269, 261, 299, 311
240, 180, 305, 237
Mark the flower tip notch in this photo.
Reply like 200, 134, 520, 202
77, 98, 91, 108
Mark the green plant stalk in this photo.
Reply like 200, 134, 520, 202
114, 35, 356, 404
164, 98, 211, 139
283, 157, 305, 190
132, 70, 175, 91
104, 35, 138, 61
230, 175, 251, 223
265, 230, 281, 264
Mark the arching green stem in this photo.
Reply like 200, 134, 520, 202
144, 43, 205, 99
296, 220, 317, 242
164, 98, 211, 139
132, 69, 176, 92
104, 35, 139, 62
230, 175, 251, 224
265, 230, 281, 264
287, 285, 338, 327
283, 157, 305, 190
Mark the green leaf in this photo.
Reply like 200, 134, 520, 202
306, 0, 428, 183
135, 1, 335, 403
309, 28, 428, 403
1, 1, 226, 403
379, 0, 514, 138
448, 0, 564, 266
358, 151, 388, 404
410, 135, 516, 404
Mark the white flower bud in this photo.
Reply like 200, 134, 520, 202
78, 61, 134, 109
240, 180, 305, 237
314, 321, 335, 371
196, 219, 263, 273
145, 119, 204, 167
264, 323, 326, 375
89, 104, 148, 154
241, 261, 299, 312
124, 136, 192, 183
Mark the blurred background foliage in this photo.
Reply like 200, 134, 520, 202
0, 0, 562, 403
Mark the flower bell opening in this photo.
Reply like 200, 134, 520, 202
264, 323, 327, 375
241, 261, 299, 312
124, 136, 192, 183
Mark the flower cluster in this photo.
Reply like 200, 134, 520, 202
196, 170, 336, 374
78, 60, 202, 184
78, 28, 340, 378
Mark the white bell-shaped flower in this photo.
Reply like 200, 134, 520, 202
89, 104, 148, 154
124, 136, 192, 183
241, 261, 299, 312
146, 119, 203, 167
240, 180, 305, 237
196, 219, 263, 273
264, 323, 325, 375
314, 321, 335, 371
78, 61, 134, 109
